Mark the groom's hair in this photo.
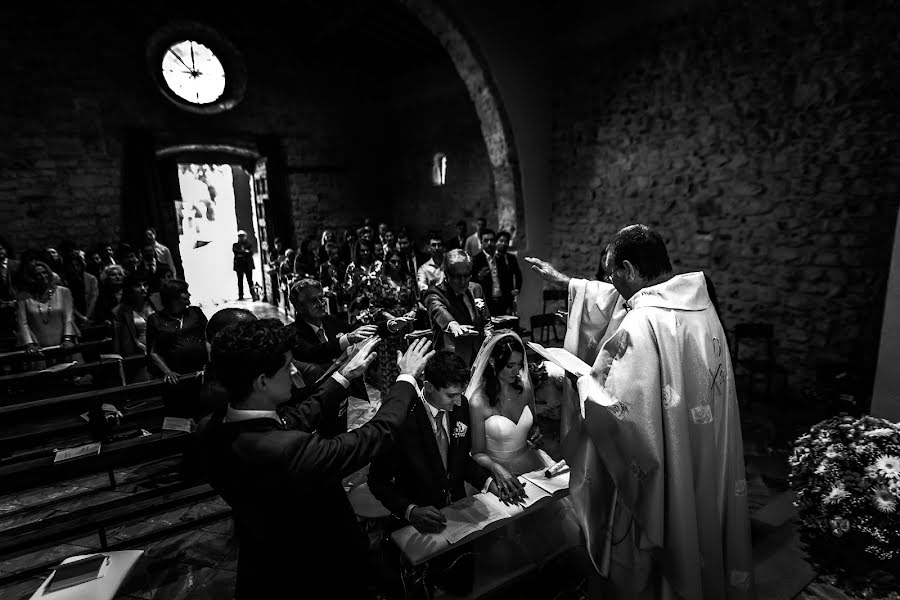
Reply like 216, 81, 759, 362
423, 351, 469, 390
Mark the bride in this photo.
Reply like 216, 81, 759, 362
467, 330, 552, 502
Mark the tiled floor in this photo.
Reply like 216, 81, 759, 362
0, 301, 890, 599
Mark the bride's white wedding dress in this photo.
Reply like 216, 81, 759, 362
466, 331, 583, 575
484, 404, 549, 475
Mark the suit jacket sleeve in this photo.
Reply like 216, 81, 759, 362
471, 253, 490, 292
283, 380, 415, 479
367, 435, 413, 517
279, 376, 349, 432
424, 288, 456, 330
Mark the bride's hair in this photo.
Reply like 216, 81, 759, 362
483, 338, 525, 407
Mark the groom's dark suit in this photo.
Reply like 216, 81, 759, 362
196, 378, 417, 599
367, 390, 490, 521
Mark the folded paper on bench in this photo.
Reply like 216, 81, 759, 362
162, 417, 195, 433
54, 442, 101, 463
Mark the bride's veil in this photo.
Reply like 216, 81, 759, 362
464, 329, 533, 404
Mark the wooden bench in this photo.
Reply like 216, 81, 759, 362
0, 371, 204, 420
0, 338, 113, 373
0, 355, 148, 404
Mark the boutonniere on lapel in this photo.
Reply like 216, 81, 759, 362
452, 422, 468, 440
473, 298, 485, 311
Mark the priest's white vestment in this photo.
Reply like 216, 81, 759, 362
561, 273, 755, 600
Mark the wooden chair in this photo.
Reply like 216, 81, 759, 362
542, 288, 568, 315
527, 314, 561, 346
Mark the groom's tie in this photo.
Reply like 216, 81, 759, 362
435, 410, 449, 469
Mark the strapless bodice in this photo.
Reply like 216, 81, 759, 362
484, 405, 546, 474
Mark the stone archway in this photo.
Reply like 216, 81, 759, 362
400, 0, 524, 245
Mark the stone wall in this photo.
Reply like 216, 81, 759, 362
383, 65, 495, 247
549, 0, 900, 394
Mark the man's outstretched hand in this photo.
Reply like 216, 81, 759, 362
339, 337, 380, 380
397, 338, 435, 379
524, 257, 571, 287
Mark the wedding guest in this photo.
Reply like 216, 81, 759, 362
293, 237, 317, 278
0, 237, 18, 343
196, 322, 432, 599
527, 224, 754, 599
117, 243, 140, 275
317, 242, 346, 315
148, 265, 174, 312
85, 248, 104, 278
416, 232, 445, 295
98, 243, 117, 268
232, 230, 257, 301
16, 260, 78, 362
95, 264, 126, 324
340, 228, 357, 266
146, 279, 208, 385
344, 239, 381, 314
286, 278, 377, 434
136, 244, 161, 278
144, 227, 176, 275
267, 237, 286, 306
464, 217, 486, 257
472, 229, 505, 315
111, 271, 154, 381
446, 220, 467, 251
359, 248, 417, 396
381, 229, 396, 251
62, 250, 99, 325
44, 247, 64, 278
423, 249, 492, 367
373, 241, 385, 263
494, 230, 523, 316
317, 229, 336, 265
396, 230, 421, 281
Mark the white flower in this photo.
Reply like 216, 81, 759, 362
864, 428, 897, 438
823, 485, 849, 504
452, 422, 468, 439
473, 298, 485, 311
872, 486, 897, 513
815, 463, 829, 475
874, 454, 900, 479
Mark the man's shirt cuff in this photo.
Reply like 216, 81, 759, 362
404, 504, 417, 521
396, 374, 419, 392
338, 334, 350, 351
445, 320, 459, 332
482, 477, 493, 494
331, 372, 350, 389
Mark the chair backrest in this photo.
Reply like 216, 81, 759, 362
542, 288, 568, 314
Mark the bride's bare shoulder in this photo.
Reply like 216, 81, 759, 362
467, 389, 490, 413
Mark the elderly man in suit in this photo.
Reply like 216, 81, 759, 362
197, 320, 435, 599
286, 278, 378, 434
423, 249, 493, 367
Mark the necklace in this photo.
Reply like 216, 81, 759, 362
36, 287, 55, 324
163, 311, 184, 329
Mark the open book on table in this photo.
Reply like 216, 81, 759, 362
526, 342, 591, 378
438, 478, 558, 544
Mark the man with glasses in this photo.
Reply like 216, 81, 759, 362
423, 249, 492, 367
286, 278, 378, 434
525, 225, 754, 600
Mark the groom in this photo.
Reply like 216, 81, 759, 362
368, 350, 494, 533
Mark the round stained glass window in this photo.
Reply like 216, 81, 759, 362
161, 40, 226, 105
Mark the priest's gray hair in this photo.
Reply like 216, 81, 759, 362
442, 249, 472, 271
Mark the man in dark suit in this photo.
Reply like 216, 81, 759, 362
287, 278, 378, 434
368, 350, 495, 528
423, 249, 493, 367
232, 230, 257, 301
197, 320, 435, 600
0, 237, 20, 343
445, 219, 467, 251
495, 230, 523, 315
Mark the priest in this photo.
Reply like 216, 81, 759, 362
525, 224, 755, 600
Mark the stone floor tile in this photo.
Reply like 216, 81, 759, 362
0, 541, 96, 575
199, 517, 233, 536
0, 576, 47, 600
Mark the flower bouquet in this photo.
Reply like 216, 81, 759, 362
789, 414, 900, 596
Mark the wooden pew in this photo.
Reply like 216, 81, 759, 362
0, 338, 113, 373
0, 355, 148, 404
0, 371, 204, 419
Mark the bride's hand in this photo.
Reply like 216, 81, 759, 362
490, 465, 526, 504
